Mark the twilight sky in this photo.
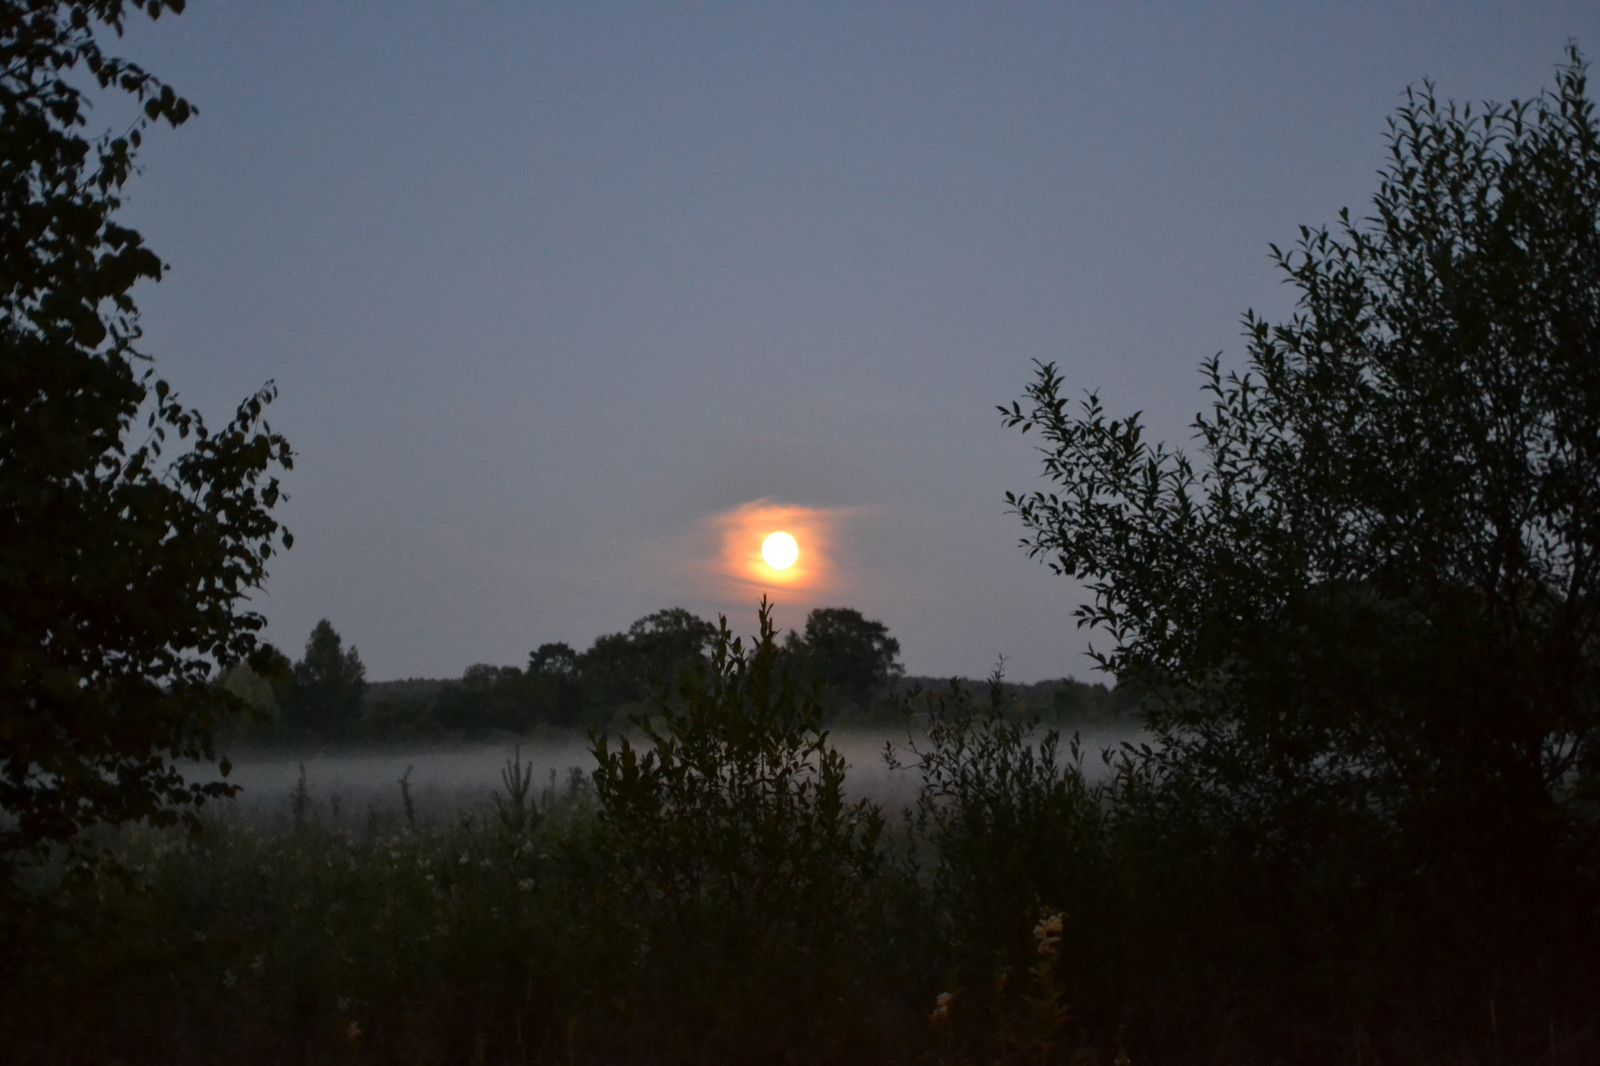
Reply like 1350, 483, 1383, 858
111, 2, 1600, 682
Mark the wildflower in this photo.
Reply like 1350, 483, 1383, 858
519, 878, 536, 892
346, 1021, 363, 1040
249, 954, 265, 977
931, 991, 953, 1022
221, 969, 237, 990
1034, 911, 1064, 957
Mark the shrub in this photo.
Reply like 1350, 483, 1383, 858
893, 674, 1105, 1059
589, 600, 889, 1061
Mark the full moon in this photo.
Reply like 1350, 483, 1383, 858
761, 531, 799, 570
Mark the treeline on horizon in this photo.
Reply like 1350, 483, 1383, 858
221, 606, 1141, 745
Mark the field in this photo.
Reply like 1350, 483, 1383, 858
4, 681, 1594, 1065
7, 703, 1123, 1065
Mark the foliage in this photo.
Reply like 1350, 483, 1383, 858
526, 640, 583, 721
902, 674, 1147, 727
891, 675, 1104, 1057
1003, 46, 1600, 1054
429, 609, 716, 736
1040, 677, 1139, 723
589, 600, 889, 1060
4, 660, 1599, 1063
786, 606, 904, 710
430, 663, 528, 734
260, 606, 906, 744
578, 606, 717, 709
242, 607, 912, 744
3, 789, 596, 1065
0, 0, 292, 858
218, 660, 281, 721
277, 620, 366, 735
490, 745, 540, 835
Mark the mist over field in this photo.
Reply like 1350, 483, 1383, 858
197, 724, 1148, 827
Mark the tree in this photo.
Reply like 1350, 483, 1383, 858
526, 641, 582, 725
626, 607, 717, 684
529, 641, 578, 680
432, 663, 521, 735
0, 1, 292, 857
578, 607, 715, 709
279, 621, 365, 735
788, 607, 903, 708
1002, 48, 1600, 1041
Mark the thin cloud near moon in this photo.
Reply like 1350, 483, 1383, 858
707, 498, 850, 595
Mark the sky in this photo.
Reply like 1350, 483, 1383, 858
106, 2, 1600, 683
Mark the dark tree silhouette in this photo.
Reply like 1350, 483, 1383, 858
0, 0, 292, 858
1003, 46, 1600, 1045
280, 621, 366, 735
791, 607, 903, 708
579, 607, 715, 707
527, 642, 583, 725
529, 641, 578, 680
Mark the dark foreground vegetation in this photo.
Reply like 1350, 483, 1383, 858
4, 606, 1595, 1065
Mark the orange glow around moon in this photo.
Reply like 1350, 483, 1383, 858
709, 499, 841, 591
761, 532, 799, 569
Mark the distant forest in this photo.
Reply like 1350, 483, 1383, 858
220, 607, 1140, 745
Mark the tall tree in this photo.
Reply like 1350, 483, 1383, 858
1002, 47, 1600, 1035
279, 621, 365, 735
579, 607, 715, 708
527, 641, 583, 726
791, 607, 902, 708
0, 1, 292, 857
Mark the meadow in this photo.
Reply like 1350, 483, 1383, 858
6, 648, 1592, 1066
7, 681, 1117, 1066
